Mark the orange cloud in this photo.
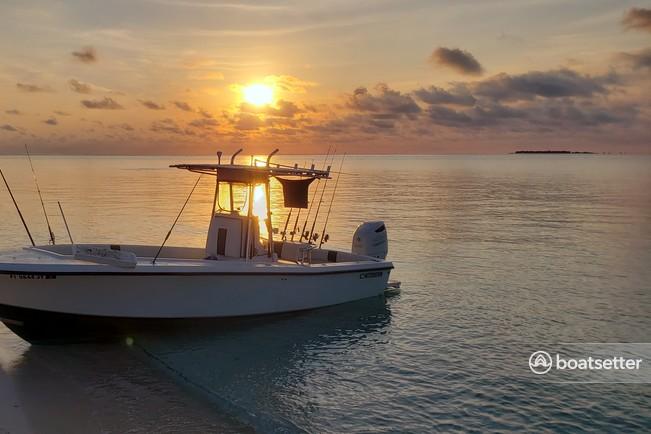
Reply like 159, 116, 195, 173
72, 46, 97, 63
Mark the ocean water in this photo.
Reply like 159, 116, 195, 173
0, 155, 650, 432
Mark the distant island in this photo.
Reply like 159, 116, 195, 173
512, 150, 596, 154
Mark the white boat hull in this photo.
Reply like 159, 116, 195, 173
0, 268, 391, 319
0, 248, 391, 342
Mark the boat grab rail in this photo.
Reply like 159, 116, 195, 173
297, 244, 315, 265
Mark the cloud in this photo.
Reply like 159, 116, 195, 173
1, 124, 18, 132
189, 118, 218, 128
69, 79, 93, 94
143, 0, 287, 11
430, 47, 484, 76
81, 97, 124, 109
44, 117, 58, 126
423, 97, 633, 130
5, 109, 21, 115
139, 100, 165, 110
266, 75, 317, 93
622, 7, 651, 32
190, 72, 225, 81
426, 106, 473, 127
540, 101, 637, 127
368, 118, 395, 129
268, 100, 303, 118
326, 64, 636, 138
172, 101, 193, 111
306, 118, 356, 135
347, 84, 421, 118
81, 118, 104, 126
414, 85, 476, 106
240, 99, 304, 118
151, 118, 195, 135
69, 79, 119, 95
233, 113, 263, 130
198, 108, 213, 118
472, 69, 611, 101
266, 127, 301, 136
618, 48, 651, 70
16, 82, 52, 93
109, 123, 135, 131
72, 46, 97, 63
418, 98, 635, 130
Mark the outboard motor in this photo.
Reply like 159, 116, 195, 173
352, 221, 388, 259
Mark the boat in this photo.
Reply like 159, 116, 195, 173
0, 150, 394, 343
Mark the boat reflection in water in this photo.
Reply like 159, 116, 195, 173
135, 294, 394, 433
4, 294, 394, 433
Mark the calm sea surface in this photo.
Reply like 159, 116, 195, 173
0, 155, 650, 432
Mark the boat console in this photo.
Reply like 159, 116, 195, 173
205, 212, 264, 259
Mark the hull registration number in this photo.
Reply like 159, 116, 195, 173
360, 271, 383, 279
9, 274, 57, 280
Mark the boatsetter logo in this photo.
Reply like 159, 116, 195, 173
529, 348, 644, 377
529, 351, 553, 375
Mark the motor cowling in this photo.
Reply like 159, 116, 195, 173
352, 221, 388, 259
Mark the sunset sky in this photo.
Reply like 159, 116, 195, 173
1, 0, 650, 154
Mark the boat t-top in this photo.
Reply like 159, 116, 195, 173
0, 150, 394, 342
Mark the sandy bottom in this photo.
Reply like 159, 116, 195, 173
0, 325, 252, 434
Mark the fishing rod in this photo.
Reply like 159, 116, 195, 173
1, 169, 36, 246
289, 159, 313, 240
308, 152, 342, 244
283, 159, 312, 240
319, 154, 346, 248
153, 174, 203, 264
281, 208, 292, 240
290, 206, 301, 241
25, 144, 55, 245
292, 149, 330, 241
58, 201, 74, 244
299, 147, 334, 242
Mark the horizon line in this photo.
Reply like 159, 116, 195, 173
0, 152, 643, 157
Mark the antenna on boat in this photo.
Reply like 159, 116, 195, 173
229, 148, 243, 211
58, 201, 74, 244
299, 147, 334, 242
211, 151, 223, 217
0, 168, 36, 246
25, 144, 55, 245
265, 149, 279, 257
319, 154, 346, 248
152, 174, 203, 264
267, 149, 279, 165
230, 148, 243, 164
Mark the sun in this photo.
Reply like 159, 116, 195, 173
243, 83, 274, 106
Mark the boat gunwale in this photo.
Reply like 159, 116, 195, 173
0, 243, 391, 275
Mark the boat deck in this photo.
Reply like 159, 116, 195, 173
0, 245, 390, 275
